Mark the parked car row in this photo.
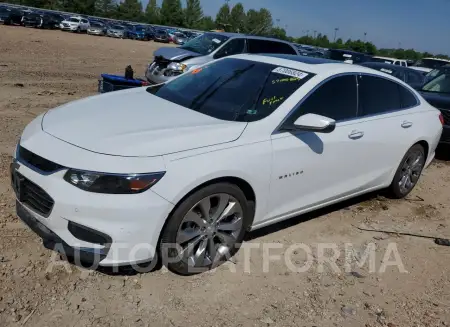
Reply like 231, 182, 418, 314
0, 4, 202, 43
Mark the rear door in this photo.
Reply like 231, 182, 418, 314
355, 74, 421, 185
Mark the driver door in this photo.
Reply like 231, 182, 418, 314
266, 74, 366, 220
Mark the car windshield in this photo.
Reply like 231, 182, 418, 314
146, 58, 314, 122
90, 22, 103, 28
414, 58, 450, 69
135, 26, 145, 31
175, 33, 185, 37
68, 18, 80, 23
112, 25, 124, 30
422, 73, 450, 94
180, 33, 229, 55
156, 30, 166, 35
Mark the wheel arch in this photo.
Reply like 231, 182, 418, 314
156, 176, 257, 251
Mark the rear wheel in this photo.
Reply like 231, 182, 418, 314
160, 183, 251, 275
387, 144, 426, 198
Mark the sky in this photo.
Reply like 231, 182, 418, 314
140, 0, 450, 54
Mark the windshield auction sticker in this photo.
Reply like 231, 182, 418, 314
272, 67, 309, 79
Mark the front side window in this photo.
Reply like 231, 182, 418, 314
214, 39, 246, 59
358, 75, 402, 116
147, 58, 314, 122
180, 33, 229, 55
247, 39, 297, 55
406, 71, 422, 84
290, 75, 358, 122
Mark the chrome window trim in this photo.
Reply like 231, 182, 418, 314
274, 71, 421, 135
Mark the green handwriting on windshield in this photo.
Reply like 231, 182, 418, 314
272, 77, 300, 84
262, 96, 285, 106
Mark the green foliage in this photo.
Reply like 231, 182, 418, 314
198, 15, 215, 31
144, 0, 159, 24
160, 0, 183, 27
215, 3, 230, 31
184, 0, 203, 29
116, 0, 142, 22
229, 3, 246, 33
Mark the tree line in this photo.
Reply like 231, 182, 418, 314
2, 0, 448, 60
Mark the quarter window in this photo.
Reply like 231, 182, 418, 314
290, 75, 358, 122
399, 85, 419, 108
358, 75, 402, 116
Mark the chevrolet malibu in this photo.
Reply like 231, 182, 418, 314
12, 54, 443, 275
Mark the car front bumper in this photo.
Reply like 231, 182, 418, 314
60, 25, 78, 31
87, 29, 104, 35
12, 149, 173, 267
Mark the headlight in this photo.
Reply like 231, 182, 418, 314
64, 169, 165, 194
167, 62, 189, 72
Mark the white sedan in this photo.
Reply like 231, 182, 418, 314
12, 54, 443, 275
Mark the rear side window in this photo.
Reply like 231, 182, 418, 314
398, 86, 418, 108
290, 75, 358, 122
148, 58, 314, 122
214, 38, 246, 59
247, 39, 297, 55
358, 75, 402, 116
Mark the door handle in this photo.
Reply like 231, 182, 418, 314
401, 121, 413, 128
348, 130, 364, 139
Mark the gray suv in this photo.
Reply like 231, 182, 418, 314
145, 32, 299, 84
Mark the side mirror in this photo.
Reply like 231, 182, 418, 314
288, 113, 336, 133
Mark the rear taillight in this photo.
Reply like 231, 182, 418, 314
439, 113, 444, 125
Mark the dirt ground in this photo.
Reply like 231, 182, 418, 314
1, 25, 450, 327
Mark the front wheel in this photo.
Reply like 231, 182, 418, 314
160, 183, 251, 275
387, 144, 426, 199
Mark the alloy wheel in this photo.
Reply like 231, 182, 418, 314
398, 149, 425, 194
175, 193, 244, 267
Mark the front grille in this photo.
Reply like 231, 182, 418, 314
18, 146, 64, 173
21, 174, 54, 217
441, 109, 450, 126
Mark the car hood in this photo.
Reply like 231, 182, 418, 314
420, 91, 450, 110
109, 29, 124, 33
153, 47, 202, 61
42, 88, 247, 157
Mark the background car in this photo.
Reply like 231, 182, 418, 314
87, 21, 107, 36
2, 8, 25, 25
153, 29, 170, 43
420, 72, 450, 144
127, 25, 154, 41
325, 49, 372, 64
107, 24, 127, 38
22, 12, 59, 29
172, 32, 188, 45
60, 16, 90, 32
360, 62, 426, 89
146, 33, 299, 84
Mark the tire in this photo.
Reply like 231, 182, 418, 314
387, 144, 426, 199
76, 27, 80, 33
160, 183, 252, 275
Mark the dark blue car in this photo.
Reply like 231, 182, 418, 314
127, 25, 154, 41
360, 62, 426, 90
420, 71, 450, 144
